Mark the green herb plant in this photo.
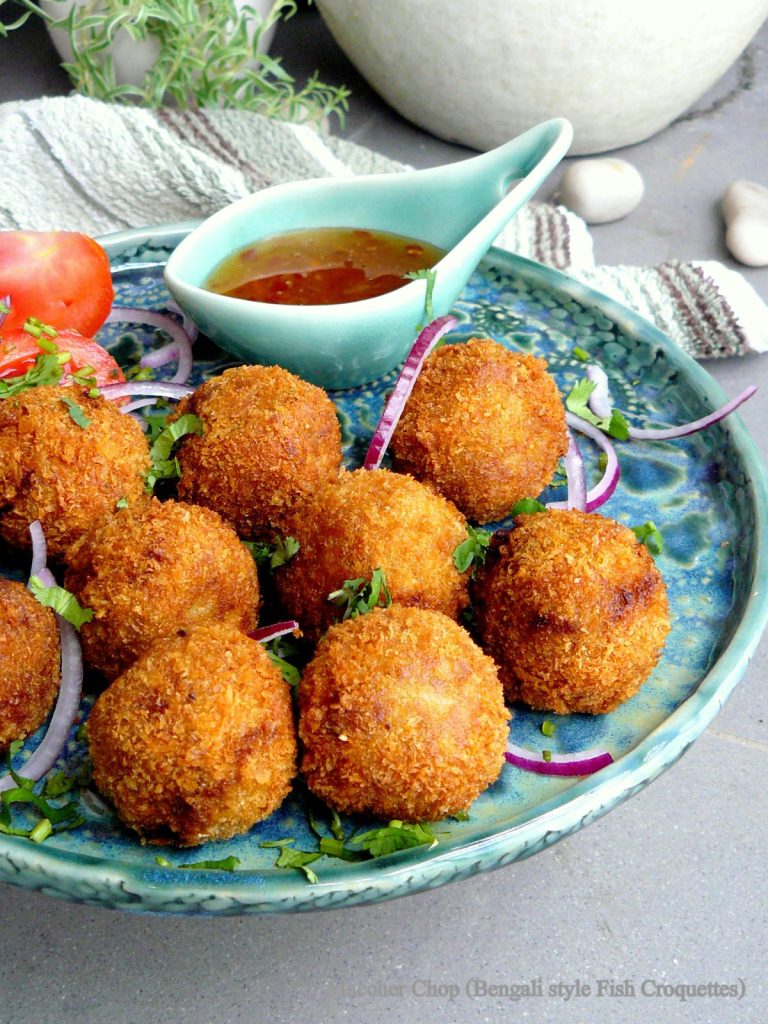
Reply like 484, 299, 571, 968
2, 0, 350, 125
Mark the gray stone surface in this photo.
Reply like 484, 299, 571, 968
0, 7, 766, 1024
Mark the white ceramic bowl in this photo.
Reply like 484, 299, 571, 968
317, 0, 768, 154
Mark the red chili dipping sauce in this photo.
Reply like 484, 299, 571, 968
205, 227, 445, 305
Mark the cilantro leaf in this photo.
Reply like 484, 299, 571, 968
572, 346, 590, 362
565, 379, 629, 440
144, 413, 204, 494
327, 568, 392, 622
453, 525, 492, 574
631, 520, 664, 555
0, 351, 66, 399
405, 267, 437, 322
60, 397, 91, 430
28, 576, 93, 630
273, 843, 322, 884
352, 820, 438, 857
244, 535, 300, 571
265, 636, 302, 692
510, 497, 547, 517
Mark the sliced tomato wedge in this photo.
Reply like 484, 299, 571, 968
0, 329, 125, 388
0, 231, 114, 335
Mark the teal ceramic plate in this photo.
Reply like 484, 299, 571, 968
1, 224, 766, 916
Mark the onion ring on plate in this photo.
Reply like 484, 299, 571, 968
105, 306, 194, 385
505, 742, 614, 777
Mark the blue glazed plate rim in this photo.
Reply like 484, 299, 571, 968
1, 222, 766, 913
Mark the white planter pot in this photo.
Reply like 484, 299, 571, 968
317, 0, 768, 154
42, 0, 277, 90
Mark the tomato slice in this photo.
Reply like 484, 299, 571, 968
0, 329, 125, 388
0, 231, 114, 335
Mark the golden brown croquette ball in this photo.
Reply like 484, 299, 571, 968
275, 468, 470, 639
64, 498, 259, 681
87, 623, 297, 845
0, 578, 59, 749
172, 364, 343, 538
390, 338, 568, 522
474, 509, 670, 714
0, 384, 150, 560
299, 605, 510, 821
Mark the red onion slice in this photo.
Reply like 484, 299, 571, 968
0, 527, 84, 793
563, 428, 587, 511
250, 620, 300, 643
549, 413, 621, 513
0, 294, 10, 330
627, 385, 757, 440
28, 519, 47, 580
586, 363, 613, 419
505, 742, 614, 777
122, 398, 158, 415
363, 315, 457, 470
105, 306, 194, 385
99, 380, 194, 403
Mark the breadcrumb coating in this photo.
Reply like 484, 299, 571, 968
299, 605, 510, 821
173, 364, 342, 538
88, 623, 297, 846
64, 498, 259, 680
0, 578, 59, 749
0, 384, 150, 560
391, 338, 567, 522
275, 468, 470, 639
474, 509, 670, 714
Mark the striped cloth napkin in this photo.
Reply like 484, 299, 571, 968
3, 94, 766, 359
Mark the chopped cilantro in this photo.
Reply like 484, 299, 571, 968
541, 720, 556, 738
29, 576, 93, 629
71, 364, 98, 390
328, 568, 392, 622
0, 349, 67, 399
597, 452, 609, 473
265, 635, 302, 692
352, 820, 438, 857
43, 771, 76, 799
510, 497, 547, 517
451, 810, 470, 822
565, 379, 629, 440
542, 749, 552, 762
453, 525, 492, 574
60, 396, 91, 430
572, 346, 590, 362
631, 520, 664, 555
405, 267, 437, 322
22, 317, 58, 340
0, 298, 8, 316
115, 497, 129, 510
144, 412, 204, 494
244, 535, 299, 571
270, 841, 322, 884
0, 745, 84, 841
318, 837, 367, 862
124, 364, 156, 382
154, 854, 241, 871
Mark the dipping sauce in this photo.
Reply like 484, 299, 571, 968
205, 227, 446, 306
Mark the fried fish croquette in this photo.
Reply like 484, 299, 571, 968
299, 606, 510, 821
474, 509, 670, 714
0, 578, 59, 749
87, 623, 297, 846
275, 468, 470, 639
172, 364, 343, 538
64, 498, 259, 680
390, 338, 568, 522
0, 384, 150, 559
